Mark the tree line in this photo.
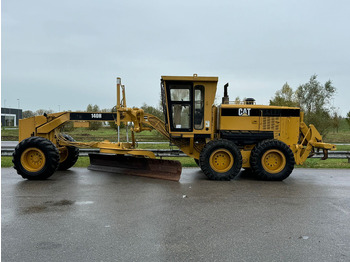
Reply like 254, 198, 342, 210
269, 74, 349, 135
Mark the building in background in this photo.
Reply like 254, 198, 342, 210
1, 108, 23, 127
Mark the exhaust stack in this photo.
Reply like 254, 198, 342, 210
222, 83, 229, 104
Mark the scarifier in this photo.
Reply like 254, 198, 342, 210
13, 75, 336, 181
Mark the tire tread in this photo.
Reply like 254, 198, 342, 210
12, 137, 60, 180
199, 139, 242, 181
250, 139, 294, 181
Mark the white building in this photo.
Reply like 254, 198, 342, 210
1, 108, 23, 127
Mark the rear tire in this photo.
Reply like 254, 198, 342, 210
13, 137, 60, 180
58, 134, 79, 171
200, 139, 242, 181
250, 139, 294, 181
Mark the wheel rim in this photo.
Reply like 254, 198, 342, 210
261, 149, 286, 174
209, 149, 234, 173
59, 147, 69, 163
20, 147, 46, 172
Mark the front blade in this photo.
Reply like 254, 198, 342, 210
88, 153, 182, 181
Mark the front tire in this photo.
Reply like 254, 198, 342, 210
194, 159, 200, 167
199, 139, 242, 181
13, 137, 60, 180
58, 134, 79, 171
250, 139, 294, 181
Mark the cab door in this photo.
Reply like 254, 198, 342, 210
166, 82, 193, 132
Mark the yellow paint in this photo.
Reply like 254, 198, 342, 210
209, 148, 234, 173
241, 150, 252, 168
36, 113, 70, 134
220, 116, 260, 131
261, 149, 286, 174
74, 122, 90, 128
59, 147, 69, 163
20, 147, 46, 172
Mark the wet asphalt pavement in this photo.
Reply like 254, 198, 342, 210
2, 167, 350, 262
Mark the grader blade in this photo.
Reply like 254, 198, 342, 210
87, 153, 182, 181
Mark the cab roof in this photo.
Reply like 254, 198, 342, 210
161, 75, 218, 82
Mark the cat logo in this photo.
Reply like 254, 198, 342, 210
238, 108, 251, 116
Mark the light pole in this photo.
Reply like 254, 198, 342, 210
17, 99, 20, 109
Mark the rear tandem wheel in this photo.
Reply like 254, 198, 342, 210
250, 139, 295, 181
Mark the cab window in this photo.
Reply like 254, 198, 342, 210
194, 85, 204, 130
167, 82, 193, 132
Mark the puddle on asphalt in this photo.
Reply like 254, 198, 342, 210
46, 200, 75, 206
20, 199, 95, 214
22, 205, 48, 214
21, 199, 75, 214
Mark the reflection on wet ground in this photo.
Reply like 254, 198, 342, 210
2, 167, 350, 262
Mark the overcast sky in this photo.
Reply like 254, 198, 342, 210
2, 0, 350, 116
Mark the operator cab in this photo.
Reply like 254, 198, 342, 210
161, 75, 217, 134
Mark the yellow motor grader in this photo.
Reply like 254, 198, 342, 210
13, 75, 336, 181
